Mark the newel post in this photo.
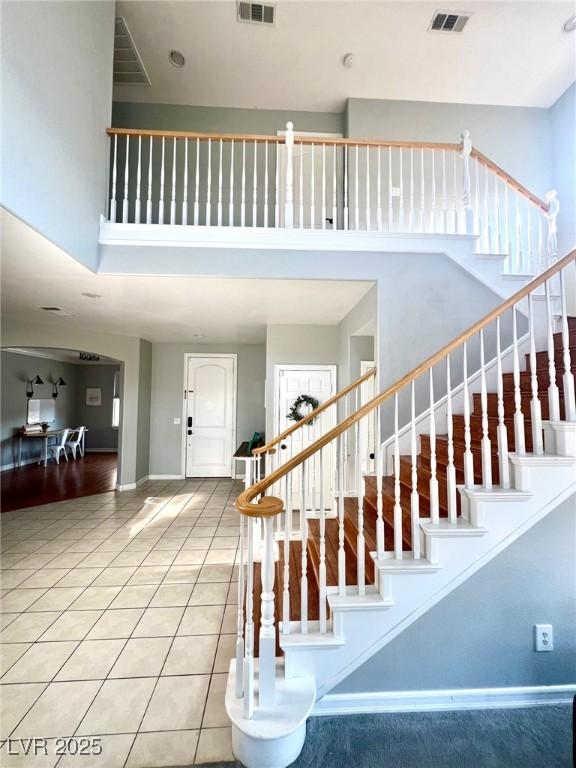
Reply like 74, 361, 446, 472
258, 515, 277, 707
545, 189, 559, 265
461, 129, 474, 234
284, 121, 295, 228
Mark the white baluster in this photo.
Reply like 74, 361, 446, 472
158, 136, 165, 224
343, 145, 349, 230
321, 143, 327, 230
182, 138, 189, 225
474, 157, 481, 236
229, 140, 235, 226
545, 190, 559, 266
259, 515, 276, 707
146, 136, 153, 224
206, 138, 212, 225
429, 368, 439, 523
356, 420, 365, 594
483, 162, 491, 251
410, 381, 420, 557
452, 149, 458, 233
264, 140, 269, 227
193, 138, 200, 226
408, 147, 415, 231
393, 393, 403, 559
319, 449, 327, 633
135, 135, 142, 224
526, 198, 533, 272
310, 142, 315, 229
538, 214, 544, 273
374, 404, 384, 557
528, 294, 544, 455
445, 355, 457, 523
429, 149, 436, 232
419, 148, 425, 232
479, 330, 493, 488
284, 122, 295, 228
494, 174, 501, 252
170, 137, 177, 225
441, 149, 448, 233
398, 148, 404, 231
496, 317, 510, 489
463, 341, 475, 487
388, 146, 393, 232
298, 141, 304, 228
218, 139, 223, 226
122, 134, 130, 223
560, 269, 576, 421
504, 184, 511, 266
282, 476, 292, 635
241, 140, 246, 227
300, 462, 308, 633
252, 140, 258, 227
338, 434, 346, 594
545, 279, 561, 421
461, 131, 473, 235
274, 140, 279, 227
512, 308, 526, 454
243, 518, 254, 719
235, 513, 245, 698
332, 144, 337, 229
110, 134, 118, 222
515, 194, 523, 272
365, 145, 371, 230
354, 144, 359, 230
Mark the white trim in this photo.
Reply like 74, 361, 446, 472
273, 364, 338, 437
181, 353, 238, 479
116, 474, 149, 492
85, 448, 119, 454
148, 474, 185, 480
312, 684, 576, 716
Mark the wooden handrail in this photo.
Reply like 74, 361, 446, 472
237, 249, 576, 517
293, 137, 462, 151
471, 148, 549, 213
106, 127, 284, 144
252, 367, 377, 457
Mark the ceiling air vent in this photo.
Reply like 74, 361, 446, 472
429, 10, 470, 32
114, 16, 151, 85
40, 306, 73, 316
237, 2, 275, 26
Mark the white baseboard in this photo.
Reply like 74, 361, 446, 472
1, 457, 37, 471
116, 474, 150, 492
85, 448, 118, 454
148, 474, 185, 480
312, 684, 576, 716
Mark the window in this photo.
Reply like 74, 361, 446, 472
112, 371, 120, 428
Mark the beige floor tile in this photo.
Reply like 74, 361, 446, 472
0, 682, 47, 738
108, 637, 171, 678
12, 680, 101, 737
213, 634, 235, 674
85, 608, 144, 640
181, 538, 213, 551
0, 570, 37, 589
141, 551, 177, 567
202, 674, 230, 728
0, 642, 32, 675
1, 640, 78, 684
163, 566, 201, 584
0, 589, 47, 613
220, 604, 237, 634
196, 565, 233, 583
109, 585, 157, 609
19, 568, 70, 589
55, 568, 103, 588
69, 586, 122, 610
149, 584, 193, 608
0, 613, 20, 629
28, 587, 84, 612
188, 582, 229, 606
0, 737, 60, 767
91, 567, 137, 587
210, 536, 239, 549
45, 553, 87, 569
162, 635, 218, 675
177, 605, 224, 636
38, 610, 103, 642
203, 549, 236, 566
128, 566, 169, 586
0, 612, 60, 643
140, 675, 210, 732
57, 733, 135, 768
77, 677, 155, 735
126, 729, 199, 768
55, 638, 126, 681
172, 551, 207, 566
132, 607, 184, 638
111, 551, 146, 567
195, 726, 234, 763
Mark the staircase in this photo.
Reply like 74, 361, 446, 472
226, 250, 576, 768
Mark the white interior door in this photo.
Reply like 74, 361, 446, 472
185, 355, 236, 477
275, 365, 337, 510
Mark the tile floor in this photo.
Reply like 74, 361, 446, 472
0, 478, 244, 767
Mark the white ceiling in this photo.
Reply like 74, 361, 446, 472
114, 0, 576, 112
1, 210, 373, 344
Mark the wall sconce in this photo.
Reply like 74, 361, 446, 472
26, 375, 44, 398
52, 377, 67, 398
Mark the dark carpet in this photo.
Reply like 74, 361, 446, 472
196, 704, 572, 767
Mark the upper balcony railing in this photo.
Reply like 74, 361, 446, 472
106, 123, 558, 275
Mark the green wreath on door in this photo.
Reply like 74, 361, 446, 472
287, 394, 320, 424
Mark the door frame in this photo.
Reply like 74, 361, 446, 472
273, 363, 337, 436
181, 353, 238, 479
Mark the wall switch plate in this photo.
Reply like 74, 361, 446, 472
173, 417, 181, 425
534, 624, 553, 652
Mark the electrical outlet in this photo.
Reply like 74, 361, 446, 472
534, 624, 553, 652
173, 417, 181, 425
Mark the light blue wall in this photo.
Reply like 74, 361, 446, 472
1, 1, 114, 270
136, 340, 152, 481
334, 495, 576, 694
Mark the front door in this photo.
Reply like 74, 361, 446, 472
275, 366, 337, 511
185, 355, 236, 477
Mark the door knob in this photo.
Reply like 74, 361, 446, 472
187, 430, 193, 436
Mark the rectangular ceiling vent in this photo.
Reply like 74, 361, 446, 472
429, 10, 470, 32
114, 16, 151, 85
40, 306, 73, 316
237, 2, 275, 26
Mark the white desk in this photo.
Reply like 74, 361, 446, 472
16, 429, 88, 468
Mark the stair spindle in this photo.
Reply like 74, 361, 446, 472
146, 136, 153, 224
310, 142, 316, 229
343, 145, 349, 230
526, 198, 533, 272
428, 368, 440, 522
483, 162, 491, 251
252, 140, 257, 227
515, 194, 523, 272
264, 140, 269, 227
512, 308, 526, 454
408, 147, 415, 231
419, 148, 425, 232
229, 140, 235, 226
274, 140, 279, 227
110, 134, 118, 222
452, 149, 458, 233
240, 140, 246, 227
282, 477, 291, 635
410, 381, 421, 557
377, 146, 383, 231
496, 317, 511, 488
194, 138, 200, 226
545, 279, 561, 421
374, 404, 384, 558
122, 135, 130, 224
445, 355, 458, 522
170, 137, 177, 225
430, 149, 436, 233
158, 136, 165, 224
355, 420, 365, 594
235, 512, 245, 698
494, 174, 501, 252
319, 449, 327, 632
332, 144, 337, 229
365, 145, 371, 231
259, 515, 276, 707
338, 433, 346, 594
560, 269, 576, 421
388, 146, 393, 232
300, 462, 308, 633
393, 393, 403, 559
462, 341, 475, 487
321, 143, 327, 230
182, 138, 189, 225
206, 138, 212, 225
354, 144, 359, 230
441, 149, 448, 233
398, 148, 404, 231
218, 139, 223, 226
528, 294, 544, 454
299, 142, 304, 228
479, 330, 493, 488
135, 135, 142, 224
243, 518, 254, 719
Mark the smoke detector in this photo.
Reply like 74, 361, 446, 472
169, 50, 186, 68
342, 53, 354, 69
429, 10, 471, 33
